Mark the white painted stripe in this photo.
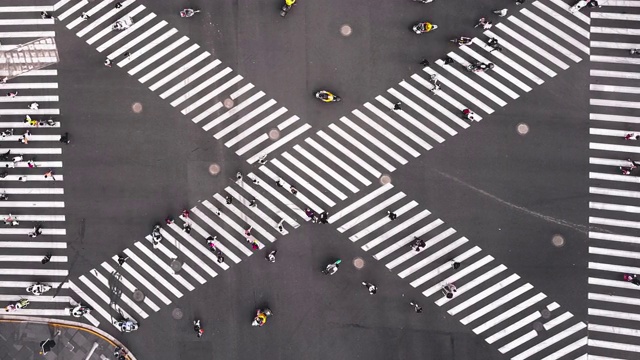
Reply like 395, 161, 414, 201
405, 237, 470, 283
192, 102, 224, 124
588, 323, 640, 338
352, 201, 418, 243
473, 292, 547, 334
592, 25, 640, 36
448, 273, 520, 316
139, 43, 200, 83
329, 183, 392, 223
77, 2, 137, 37
549, 303, 560, 311
0, 201, 64, 207
0, 135, 63, 141
0, 109, 60, 116
184, 74, 246, 116
591, 55, 640, 65
591, 41, 640, 49
134, 241, 195, 296
0, 31, 55, 38
363, 211, 433, 251
0, 295, 71, 303
499, 330, 537, 354
548, 0, 590, 23
435, 265, 507, 306
388, 88, 460, 134
0, 188, 63, 194
0, 268, 66, 276
590, 128, 634, 138
337, 192, 406, 233
512, 322, 586, 360
225, 187, 288, 236
0, 19, 53, 25
0, 281, 67, 288
591, 70, 640, 80
230, 83, 255, 100
533, 2, 589, 38
380, 223, 452, 263
69, 281, 112, 326
521, 9, 589, 54
420, 67, 493, 115
202, 199, 267, 248
294, 145, 359, 193
171, 220, 238, 265
119, 29, 179, 68
349, 111, 420, 158
363, 102, 433, 150
269, 158, 335, 208
447, 52, 520, 99
588, 339, 640, 353
592, 98, 640, 109
410, 74, 480, 121
58, 0, 88, 21
172, 68, 237, 108
258, 165, 322, 216
89, 270, 149, 319
101, 262, 160, 312
486, 311, 540, 344
590, 231, 640, 245
590, 141, 640, 153
238, 176, 300, 228
422, 255, 494, 298
0, 6, 54, 12
0, 255, 66, 262
214, 99, 277, 138
0, 228, 65, 236
86, 6, 146, 45
79, 275, 133, 320
97, 8, 151, 51
305, 137, 371, 186
246, 123, 311, 164
211, 193, 275, 242
159, 59, 220, 99
0, 175, 64, 182
540, 336, 587, 360
590, 246, 640, 260
590, 216, 640, 229
0, 83, 58, 90
281, 152, 347, 200
277, 114, 298, 130
54, 0, 71, 11
123, 248, 184, 298
150, 52, 211, 91
330, 122, 398, 170
0, 148, 61, 154
589, 292, 640, 306
590, 172, 640, 184
0, 241, 66, 248
236, 134, 269, 156
459, 45, 532, 91
461, 283, 534, 325
398, 81, 471, 128
190, 206, 254, 256
0, 161, 63, 168
495, 23, 569, 69
589, 261, 640, 274
590, 201, 640, 214
591, 112, 640, 123
376, 95, 448, 141
317, 130, 381, 178
128, 34, 186, 75
106, 21, 166, 58
155, 227, 221, 275
544, 311, 572, 330
10, 309, 73, 316
0, 96, 58, 103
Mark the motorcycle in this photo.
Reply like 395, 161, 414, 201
624, 273, 640, 286
315, 90, 341, 103
569, 0, 588, 13
5, 298, 29, 312
68, 304, 91, 318
114, 318, 139, 332
412, 22, 438, 34
180, 8, 200, 17
466, 62, 495, 73
450, 37, 472, 46
251, 308, 273, 327
151, 224, 163, 248
112, 16, 134, 31
26, 283, 52, 296
280, 0, 296, 17
322, 259, 341, 275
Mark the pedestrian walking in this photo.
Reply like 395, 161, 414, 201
629, 158, 640, 168
258, 154, 268, 164
182, 209, 190, 219
290, 186, 298, 195
18, 135, 28, 144
1, 77, 7, 84
29, 102, 39, 110
244, 226, 252, 237
4, 214, 18, 226
115, 2, 123, 8
182, 222, 191, 234
444, 56, 455, 65
44, 169, 56, 180
226, 195, 232, 204
249, 199, 257, 207
18, 176, 26, 182
393, 102, 402, 111
411, 237, 426, 251
247, 238, 259, 250
117, 254, 128, 266
516, 0, 525, 5
493, 8, 508, 17
420, 59, 430, 66
28, 225, 42, 238
12, 155, 23, 163
475, 18, 493, 30
25, 115, 37, 126
277, 219, 285, 232
217, 253, 225, 263
319, 212, 328, 224
60, 132, 70, 144
362, 282, 377, 295
625, 133, 640, 140
487, 38, 503, 52
6, 91, 17, 98
27, 160, 35, 168
462, 108, 478, 121
123, 52, 131, 59
387, 210, 397, 220
165, 216, 174, 224
442, 283, 457, 299
451, 260, 461, 270
1, 129, 13, 137
275, 178, 283, 187
104, 58, 112, 67
236, 171, 243, 180
410, 301, 423, 313
41, 11, 52, 19
81, 12, 90, 20
252, 176, 259, 184
41, 252, 52, 265
304, 208, 315, 218
266, 250, 277, 262
193, 320, 204, 338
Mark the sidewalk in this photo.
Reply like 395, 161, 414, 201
0, 316, 136, 360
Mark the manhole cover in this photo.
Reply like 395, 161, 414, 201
541, 309, 551, 319
209, 163, 220, 176
340, 25, 352, 36
172, 308, 183, 320
380, 175, 391, 185
171, 260, 182, 272
132, 102, 143, 113
353, 257, 365, 269
223, 98, 234, 108
517, 123, 529, 135
532, 322, 544, 332
132, 290, 145, 302
552, 234, 565, 248
269, 129, 280, 140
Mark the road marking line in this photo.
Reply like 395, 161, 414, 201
351, 201, 418, 243
101, 262, 161, 312
461, 283, 533, 325
405, 237, 470, 283
338, 193, 406, 233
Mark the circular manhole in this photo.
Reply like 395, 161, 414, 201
552, 234, 565, 248
340, 25, 352, 37
532, 322, 544, 332
380, 175, 391, 185
541, 309, 551, 319
353, 257, 365, 269
132, 290, 145, 302
209, 163, 221, 176
269, 129, 280, 140
171, 260, 182, 272
517, 123, 529, 136
132, 102, 143, 114
223, 98, 234, 108
172, 308, 184, 320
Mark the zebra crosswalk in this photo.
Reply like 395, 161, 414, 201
330, 183, 588, 360
589, 1, 640, 358
0, 5, 79, 320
